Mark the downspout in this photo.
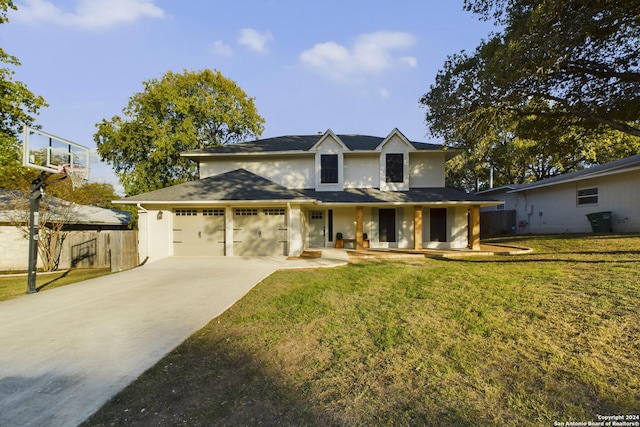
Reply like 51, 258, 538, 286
287, 202, 291, 256
137, 203, 149, 265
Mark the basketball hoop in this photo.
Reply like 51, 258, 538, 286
58, 164, 89, 189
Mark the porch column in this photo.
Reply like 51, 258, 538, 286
413, 206, 423, 250
356, 206, 364, 250
469, 205, 481, 250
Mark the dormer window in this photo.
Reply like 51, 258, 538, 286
386, 153, 404, 183
321, 154, 339, 183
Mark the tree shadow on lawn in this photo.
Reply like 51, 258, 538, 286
82, 319, 638, 426
83, 332, 325, 426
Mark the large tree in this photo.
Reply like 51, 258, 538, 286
421, 0, 640, 190
0, 0, 48, 188
95, 69, 265, 196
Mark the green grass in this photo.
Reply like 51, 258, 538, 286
84, 234, 640, 426
0, 268, 113, 301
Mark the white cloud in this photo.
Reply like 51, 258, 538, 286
379, 88, 390, 99
237, 28, 274, 53
299, 31, 418, 82
210, 40, 233, 56
400, 56, 418, 68
13, 0, 164, 30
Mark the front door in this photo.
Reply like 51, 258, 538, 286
430, 208, 447, 242
379, 209, 396, 242
309, 210, 325, 247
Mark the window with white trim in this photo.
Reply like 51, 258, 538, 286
386, 153, 404, 183
577, 187, 598, 205
320, 154, 339, 183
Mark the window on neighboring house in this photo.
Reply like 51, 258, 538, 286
320, 154, 338, 183
577, 187, 598, 205
386, 153, 404, 183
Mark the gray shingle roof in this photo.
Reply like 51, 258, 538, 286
509, 154, 640, 193
115, 170, 501, 206
0, 191, 130, 225
116, 169, 313, 203
182, 134, 443, 155
302, 187, 499, 205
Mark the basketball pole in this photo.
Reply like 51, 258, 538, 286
26, 171, 68, 294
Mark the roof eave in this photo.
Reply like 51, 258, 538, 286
114, 198, 315, 205
508, 164, 640, 193
181, 150, 308, 159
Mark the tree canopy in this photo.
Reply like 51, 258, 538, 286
421, 0, 640, 190
95, 69, 265, 196
0, 0, 48, 188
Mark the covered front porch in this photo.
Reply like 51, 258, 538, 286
302, 204, 483, 252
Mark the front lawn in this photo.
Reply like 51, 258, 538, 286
84, 234, 640, 426
0, 268, 112, 301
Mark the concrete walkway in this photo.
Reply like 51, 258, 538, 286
0, 253, 348, 427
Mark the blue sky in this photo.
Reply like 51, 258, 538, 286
2, 0, 495, 193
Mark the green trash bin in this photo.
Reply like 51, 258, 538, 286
586, 211, 613, 233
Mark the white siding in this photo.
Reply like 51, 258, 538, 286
515, 169, 640, 234
139, 208, 172, 262
288, 205, 303, 256
450, 207, 469, 248
200, 156, 314, 189
409, 152, 446, 188
0, 226, 35, 270
344, 154, 379, 188
332, 208, 356, 242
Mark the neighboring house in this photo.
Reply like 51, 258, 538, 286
0, 193, 131, 270
477, 154, 640, 234
115, 129, 502, 260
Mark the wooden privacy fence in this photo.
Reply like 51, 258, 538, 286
480, 210, 517, 238
58, 230, 138, 272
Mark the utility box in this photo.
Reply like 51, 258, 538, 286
586, 211, 613, 233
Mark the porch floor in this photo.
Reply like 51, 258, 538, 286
342, 244, 531, 261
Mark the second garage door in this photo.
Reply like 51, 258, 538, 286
233, 208, 288, 256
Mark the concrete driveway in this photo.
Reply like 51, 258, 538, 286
0, 252, 348, 427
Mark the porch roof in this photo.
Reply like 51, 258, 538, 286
301, 187, 502, 206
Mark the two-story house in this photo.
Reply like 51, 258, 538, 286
115, 129, 501, 260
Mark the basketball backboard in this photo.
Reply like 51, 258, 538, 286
22, 125, 90, 185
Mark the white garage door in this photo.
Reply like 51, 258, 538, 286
173, 209, 225, 256
233, 208, 288, 256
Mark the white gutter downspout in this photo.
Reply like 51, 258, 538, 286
137, 203, 149, 264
